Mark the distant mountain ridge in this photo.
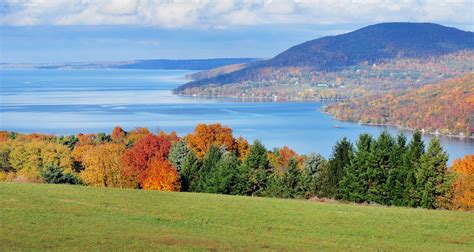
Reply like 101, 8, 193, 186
0, 58, 259, 71
178, 22, 474, 90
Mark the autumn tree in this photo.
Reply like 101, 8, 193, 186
81, 143, 133, 188
235, 136, 250, 160
186, 124, 236, 158
122, 134, 173, 187
268, 146, 302, 174
142, 158, 180, 191
451, 155, 473, 210
125, 127, 152, 145
111, 126, 127, 142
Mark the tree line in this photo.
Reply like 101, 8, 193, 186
0, 124, 472, 210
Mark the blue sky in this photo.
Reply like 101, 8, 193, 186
1, 0, 473, 63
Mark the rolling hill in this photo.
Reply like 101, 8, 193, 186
325, 73, 474, 136
1, 182, 473, 251
177, 22, 474, 91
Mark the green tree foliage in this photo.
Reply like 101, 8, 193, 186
415, 138, 451, 209
169, 138, 193, 172
41, 164, 80, 184
340, 134, 373, 202
236, 140, 271, 196
366, 131, 395, 204
324, 138, 353, 198
404, 130, 425, 206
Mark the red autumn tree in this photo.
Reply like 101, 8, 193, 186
186, 123, 235, 158
122, 134, 173, 187
142, 158, 180, 191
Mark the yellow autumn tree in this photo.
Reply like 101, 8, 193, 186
7, 139, 73, 181
452, 155, 474, 210
81, 143, 134, 188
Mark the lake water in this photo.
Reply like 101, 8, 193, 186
1, 69, 473, 162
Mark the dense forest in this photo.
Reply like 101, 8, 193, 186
1, 124, 472, 211
325, 73, 474, 136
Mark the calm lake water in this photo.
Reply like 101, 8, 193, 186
1, 69, 473, 162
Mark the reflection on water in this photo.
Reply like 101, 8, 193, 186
1, 69, 473, 162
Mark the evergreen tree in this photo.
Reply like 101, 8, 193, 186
300, 153, 327, 197
195, 145, 224, 192
210, 152, 240, 194
386, 133, 408, 206
236, 140, 270, 196
340, 133, 373, 202
41, 164, 80, 184
415, 138, 451, 209
180, 150, 201, 192
281, 158, 302, 198
324, 138, 353, 198
169, 138, 192, 172
404, 130, 425, 206
366, 131, 394, 204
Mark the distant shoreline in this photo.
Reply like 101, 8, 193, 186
177, 93, 473, 140
322, 111, 474, 140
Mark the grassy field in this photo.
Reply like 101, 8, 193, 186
0, 182, 472, 251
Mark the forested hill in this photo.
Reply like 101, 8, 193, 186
325, 73, 474, 136
177, 23, 474, 90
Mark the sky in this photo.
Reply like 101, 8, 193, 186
1, 0, 473, 63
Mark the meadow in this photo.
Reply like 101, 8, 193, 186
1, 182, 472, 251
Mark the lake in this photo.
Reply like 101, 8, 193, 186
1, 69, 473, 162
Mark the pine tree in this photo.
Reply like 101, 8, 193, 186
340, 133, 373, 202
169, 138, 192, 172
324, 138, 353, 198
404, 130, 425, 207
301, 153, 327, 197
236, 140, 270, 196
386, 133, 408, 206
195, 145, 224, 192
180, 150, 201, 192
366, 131, 394, 204
415, 138, 451, 209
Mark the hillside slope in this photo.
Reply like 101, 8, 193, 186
178, 23, 474, 90
1, 182, 473, 251
325, 73, 474, 136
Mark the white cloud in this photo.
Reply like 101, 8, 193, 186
0, 0, 472, 28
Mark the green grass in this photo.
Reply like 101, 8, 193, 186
0, 182, 472, 251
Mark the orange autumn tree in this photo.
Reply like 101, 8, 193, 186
125, 127, 152, 144
452, 155, 474, 210
186, 123, 236, 158
111, 126, 127, 142
142, 158, 180, 191
268, 146, 303, 174
122, 133, 179, 190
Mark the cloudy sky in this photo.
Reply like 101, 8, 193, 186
1, 0, 473, 62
